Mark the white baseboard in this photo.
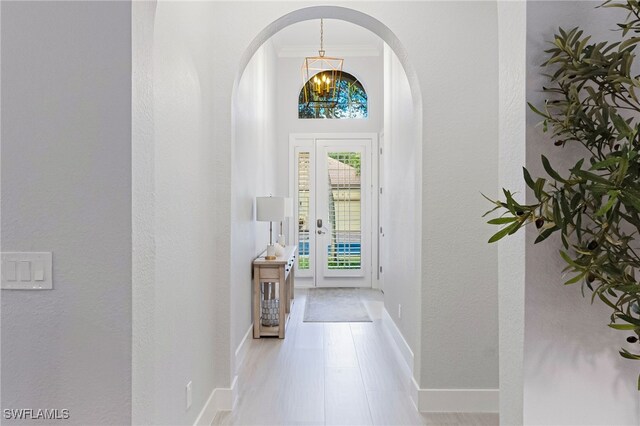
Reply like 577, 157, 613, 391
381, 308, 498, 414
416, 388, 499, 413
235, 324, 253, 370
193, 376, 238, 426
381, 308, 419, 410
194, 324, 251, 426
381, 308, 414, 376
294, 283, 314, 289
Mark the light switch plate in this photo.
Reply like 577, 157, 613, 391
2, 252, 53, 290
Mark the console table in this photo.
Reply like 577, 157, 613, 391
252, 245, 297, 338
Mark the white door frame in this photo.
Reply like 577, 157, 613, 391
289, 133, 379, 289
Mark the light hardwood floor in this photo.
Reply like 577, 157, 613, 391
214, 289, 498, 426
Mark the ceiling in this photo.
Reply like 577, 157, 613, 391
270, 19, 383, 57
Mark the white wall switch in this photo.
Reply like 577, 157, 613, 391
2, 252, 52, 290
18, 261, 31, 281
4, 261, 17, 281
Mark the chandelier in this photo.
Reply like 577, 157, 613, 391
301, 19, 344, 108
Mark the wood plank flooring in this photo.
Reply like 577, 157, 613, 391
214, 290, 498, 426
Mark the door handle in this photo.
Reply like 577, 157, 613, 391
317, 230, 326, 235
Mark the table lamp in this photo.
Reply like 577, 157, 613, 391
278, 198, 294, 248
256, 196, 286, 260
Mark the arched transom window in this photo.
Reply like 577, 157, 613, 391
298, 72, 368, 119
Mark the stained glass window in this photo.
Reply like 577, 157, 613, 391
298, 72, 368, 119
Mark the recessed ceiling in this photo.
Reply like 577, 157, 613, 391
270, 19, 383, 57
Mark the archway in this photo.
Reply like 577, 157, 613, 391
134, 2, 503, 423
230, 4, 424, 405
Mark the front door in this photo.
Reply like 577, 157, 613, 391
292, 134, 375, 288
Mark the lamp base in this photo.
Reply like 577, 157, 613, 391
265, 244, 277, 260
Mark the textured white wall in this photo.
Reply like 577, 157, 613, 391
231, 41, 279, 369
1, 1, 132, 424
382, 44, 421, 373
497, 0, 526, 423
140, 2, 233, 424
412, 1, 499, 390
132, 0, 157, 423
524, 2, 640, 424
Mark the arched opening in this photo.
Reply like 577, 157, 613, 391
134, 3, 501, 424
230, 6, 424, 417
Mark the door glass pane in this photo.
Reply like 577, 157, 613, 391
297, 152, 310, 270
326, 152, 361, 270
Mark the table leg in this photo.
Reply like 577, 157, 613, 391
253, 266, 260, 339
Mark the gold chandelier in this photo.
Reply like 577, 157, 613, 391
301, 19, 343, 108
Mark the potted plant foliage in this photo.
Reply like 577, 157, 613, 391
486, 0, 640, 387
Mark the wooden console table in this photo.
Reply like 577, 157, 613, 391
252, 245, 297, 338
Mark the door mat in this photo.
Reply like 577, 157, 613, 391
303, 288, 372, 322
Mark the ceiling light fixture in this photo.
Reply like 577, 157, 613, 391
301, 19, 343, 108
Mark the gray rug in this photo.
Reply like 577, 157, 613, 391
303, 288, 372, 322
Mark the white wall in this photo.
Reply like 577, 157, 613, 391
1, 2, 132, 424
382, 44, 420, 371
231, 40, 279, 369
134, 2, 233, 423
497, 0, 527, 423
525, 2, 640, 424
413, 2, 499, 390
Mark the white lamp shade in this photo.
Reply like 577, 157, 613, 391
256, 197, 286, 222
284, 197, 294, 218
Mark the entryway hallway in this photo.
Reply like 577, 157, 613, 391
214, 290, 498, 426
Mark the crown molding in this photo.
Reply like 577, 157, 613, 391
276, 44, 381, 58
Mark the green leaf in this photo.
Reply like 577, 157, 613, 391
535, 226, 559, 244
608, 323, 639, 330
487, 217, 518, 225
564, 271, 587, 285
523, 167, 536, 190
573, 169, 614, 186
534, 178, 547, 200
616, 313, 640, 326
577, 35, 592, 56
559, 250, 581, 268
596, 190, 620, 216
541, 155, 566, 182
528, 102, 550, 119
619, 36, 640, 51
590, 156, 622, 170
488, 222, 520, 243
619, 348, 640, 360
612, 114, 632, 138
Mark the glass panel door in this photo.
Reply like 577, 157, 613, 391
292, 136, 373, 287
321, 151, 362, 273
294, 148, 315, 278
316, 140, 371, 287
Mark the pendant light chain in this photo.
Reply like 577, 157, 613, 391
302, 17, 342, 108
319, 19, 325, 57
